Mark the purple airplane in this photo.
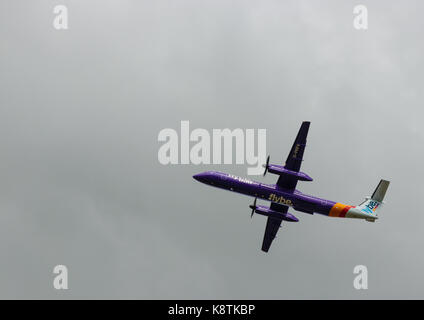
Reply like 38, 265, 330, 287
193, 121, 390, 252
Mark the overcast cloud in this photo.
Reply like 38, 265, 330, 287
0, 0, 423, 298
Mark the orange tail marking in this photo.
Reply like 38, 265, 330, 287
329, 203, 351, 217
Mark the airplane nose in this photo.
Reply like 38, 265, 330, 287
193, 173, 206, 183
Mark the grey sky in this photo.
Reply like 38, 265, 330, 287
0, 0, 423, 298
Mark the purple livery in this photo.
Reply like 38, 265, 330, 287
193, 122, 390, 252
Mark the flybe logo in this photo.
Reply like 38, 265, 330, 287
361, 200, 379, 215
269, 194, 293, 206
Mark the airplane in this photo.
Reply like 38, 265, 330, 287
193, 121, 390, 252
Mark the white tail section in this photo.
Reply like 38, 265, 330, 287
357, 179, 390, 218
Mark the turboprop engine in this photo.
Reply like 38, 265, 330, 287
262, 155, 313, 181
249, 199, 298, 222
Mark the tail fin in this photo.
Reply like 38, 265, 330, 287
357, 179, 390, 219
371, 179, 390, 202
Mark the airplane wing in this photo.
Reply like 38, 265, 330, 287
261, 203, 288, 252
276, 121, 310, 191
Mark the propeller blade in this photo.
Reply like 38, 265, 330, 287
263, 155, 270, 176
249, 198, 257, 218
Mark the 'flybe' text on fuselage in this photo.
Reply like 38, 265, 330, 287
268, 193, 293, 206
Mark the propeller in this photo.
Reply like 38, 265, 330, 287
249, 198, 257, 218
263, 155, 270, 176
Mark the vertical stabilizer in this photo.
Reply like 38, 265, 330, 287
371, 179, 390, 202
356, 179, 390, 219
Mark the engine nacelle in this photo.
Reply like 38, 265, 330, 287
253, 205, 298, 222
267, 164, 313, 182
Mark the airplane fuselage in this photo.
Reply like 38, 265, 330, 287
192, 121, 390, 253
193, 121, 388, 253
193, 171, 376, 220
